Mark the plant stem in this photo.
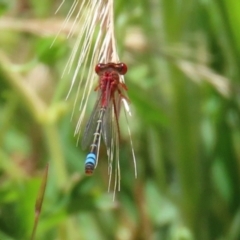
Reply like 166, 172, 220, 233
0, 50, 68, 189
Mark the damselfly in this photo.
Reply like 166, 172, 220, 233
82, 62, 137, 192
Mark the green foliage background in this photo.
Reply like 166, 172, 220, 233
0, 0, 240, 239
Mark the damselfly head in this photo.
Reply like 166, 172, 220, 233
95, 62, 128, 76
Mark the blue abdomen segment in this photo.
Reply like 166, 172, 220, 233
85, 153, 96, 175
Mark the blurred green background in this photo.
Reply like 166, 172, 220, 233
1, 0, 240, 239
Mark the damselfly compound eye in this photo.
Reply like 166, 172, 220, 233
117, 62, 128, 75
95, 63, 106, 75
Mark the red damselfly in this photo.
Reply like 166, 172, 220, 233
82, 62, 137, 193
